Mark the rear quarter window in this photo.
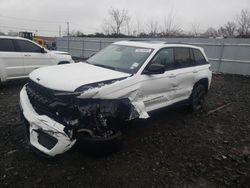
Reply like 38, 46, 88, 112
193, 49, 208, 65
0, 39, 15, 52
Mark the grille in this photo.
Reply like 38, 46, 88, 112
26, 80, 77, 124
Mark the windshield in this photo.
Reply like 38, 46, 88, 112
87, 44, 153, 74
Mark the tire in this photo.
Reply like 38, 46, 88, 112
189, 84, 206, 112
76, 130, 123, 156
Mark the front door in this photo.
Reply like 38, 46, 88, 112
0, 38, 24, 80
140, 47, 195, 112
140, 48, 178, 112
15, 39, 52, 75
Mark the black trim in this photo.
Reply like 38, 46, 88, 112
14, 39, 43, 53
35, 129, 58, 150
142, 47, 208, 74
0, 38, 18, 52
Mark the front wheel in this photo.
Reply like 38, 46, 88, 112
189, 84, 206, 112
76, 129, 123, 156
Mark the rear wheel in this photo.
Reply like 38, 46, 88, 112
189, 84, 206, 111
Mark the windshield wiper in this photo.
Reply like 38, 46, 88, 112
93, 63, 116, 70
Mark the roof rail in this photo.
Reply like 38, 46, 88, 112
126, 39, 195, 46
163, 41, 189, 44
128, 39, 151, 41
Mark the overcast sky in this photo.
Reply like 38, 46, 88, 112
0, 0, 249, 36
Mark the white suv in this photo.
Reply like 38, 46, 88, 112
20, 41, 212, 157
0, 36, 74, 83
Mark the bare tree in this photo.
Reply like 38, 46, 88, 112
102, 23, 111, 35
203, 27, 218, 38
103, 8, 130, 35
147, 20, 159, 36
218, 21, 236, 37
125, 19, 132, 36
191, 22, 200, 37
163, 12, 182, 36
236, 9, 250, 36
134, 18, 145, 36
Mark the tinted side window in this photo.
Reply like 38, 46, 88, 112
174, 48, 194, 68
0, 39, 15, 52
193, 49, 207, 65
152, 48, 174, 70
17, 40, 42, 53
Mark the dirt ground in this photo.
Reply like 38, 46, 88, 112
0, 74, 249, 188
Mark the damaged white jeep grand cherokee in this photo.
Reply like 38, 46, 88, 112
20, 41, 212, 157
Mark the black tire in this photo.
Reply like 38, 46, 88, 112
189, 84, 206, 112
76, 130, 123, 156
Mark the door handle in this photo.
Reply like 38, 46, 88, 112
168, 73, 176, 78
24, 54, 31, 57
193, 69, 198, 73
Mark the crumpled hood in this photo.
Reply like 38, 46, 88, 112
29, 63, 131, 92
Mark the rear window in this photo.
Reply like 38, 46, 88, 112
193, 49, 207, 65
0, 39, 15, 52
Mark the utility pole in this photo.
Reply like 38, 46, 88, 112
67, 22, 69, 52
59, 25, 61, 37
67, 22, 69, 36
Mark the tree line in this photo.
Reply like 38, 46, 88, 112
70, 8, 250, 38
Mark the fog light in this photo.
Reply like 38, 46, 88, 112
35, 129, 58, 150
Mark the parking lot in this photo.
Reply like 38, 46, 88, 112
0, 74, 250, 187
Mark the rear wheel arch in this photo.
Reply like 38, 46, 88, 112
193, 78, 209, 93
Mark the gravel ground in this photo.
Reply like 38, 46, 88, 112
0, 74, 250, 188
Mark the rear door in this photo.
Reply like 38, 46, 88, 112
171, 47, 196, 100
0, 38, 24, 80
15, 39, 53, 75
192, 48, 211, 83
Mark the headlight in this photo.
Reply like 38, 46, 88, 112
75, 85, 95, 93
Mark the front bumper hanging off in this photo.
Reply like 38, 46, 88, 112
20, 86, 76, 157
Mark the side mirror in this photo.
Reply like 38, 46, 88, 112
143, 64, 165, 74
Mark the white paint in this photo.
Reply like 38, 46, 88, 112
20, 86, 76, 156
0, 36, 74, 82
30, 62, 131, 91
20, 41, 212, 156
